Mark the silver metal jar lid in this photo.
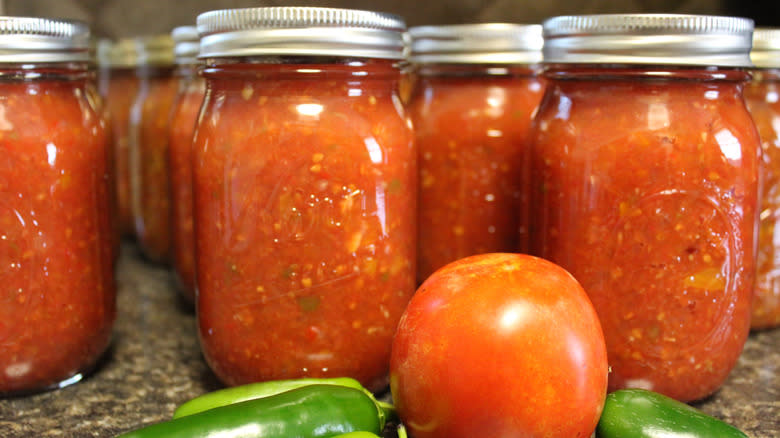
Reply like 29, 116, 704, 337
0, 16, 90, 63
197, 7, 406, 60
135, 35, 174, 66
751, 28, 780, 68
543, 14, 754, 67
171, 26, 199, 65
408, 23, 543, 65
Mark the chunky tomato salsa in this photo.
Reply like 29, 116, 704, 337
530, 68, 759, 402
410, 66, 544, 282
194, 60, 416, 392
130, 67, 177, 263
0, 68, 115, 394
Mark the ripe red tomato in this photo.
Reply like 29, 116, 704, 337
390, 253, 608, 438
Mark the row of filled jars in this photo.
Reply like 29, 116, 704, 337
0, 9, 778, 403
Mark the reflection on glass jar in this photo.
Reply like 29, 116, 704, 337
193, 7, 416, 392
530, 14, 760, 402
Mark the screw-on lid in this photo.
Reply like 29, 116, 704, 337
105, 38, 138, 68
197, 7, 406, 60
171, 25, 199, 65
408, 23, 543, 65
751, 28, 780, 68
543, 14, 754, 67
0, 16, 90, 63
135, 34, 174, 66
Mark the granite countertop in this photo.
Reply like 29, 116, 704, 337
1, 243, 778, 437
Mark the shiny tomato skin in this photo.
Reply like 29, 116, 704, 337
390, 253, 608, 438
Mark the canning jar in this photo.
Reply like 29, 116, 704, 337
168, 26, 204, 303
408, 24, 545, 283
0, 17, 115, 395
101, 38, 139, 237
745, 28, 780, 329
530, 14, 760, 402
194, 7, 416, 392
129, 35, 176, 263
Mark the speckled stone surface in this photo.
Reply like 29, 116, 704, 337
0, 243, 778, 437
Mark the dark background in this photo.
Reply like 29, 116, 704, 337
2, 0, 779, 39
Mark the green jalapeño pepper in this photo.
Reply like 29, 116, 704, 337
174, 377, 364, 418
333, 433, 381, 438
117, 384, 383, 438
596, 388, 749, 438
173, 377, 396, 424
332, 423, 407, 438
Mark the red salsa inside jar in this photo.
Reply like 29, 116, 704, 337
411, 66, 544, 282
130, 63, 177, 263
194, 59, 416, 392
0, 64, 115, 394
530, 67, 759, 401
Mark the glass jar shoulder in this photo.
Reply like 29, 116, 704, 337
196, 64, 412, 167
534, 77, 759, 170
0, 77, 105, 159
409, 68, 544, 118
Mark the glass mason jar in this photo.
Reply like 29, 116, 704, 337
745, 28, 780, 329
168, 26, 205, 304
194, 7, 417, 392
129, 35, 176, 263
0, 17, 115, 395
101, 38, 139, 238
530, 14, 760, 402
408, 24, 545, 283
